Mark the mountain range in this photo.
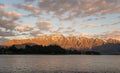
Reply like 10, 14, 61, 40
2, 35, 120, 55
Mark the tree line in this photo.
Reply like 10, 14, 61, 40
0, 44, 100, 55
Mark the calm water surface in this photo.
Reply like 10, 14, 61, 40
0, 55, 120, 73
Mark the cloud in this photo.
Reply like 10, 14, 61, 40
80, 33, 94, 38
16, 24, 34, 32
0, 18, 19, 30
99, 21, 120, 28
24, 0, 35, 3
63, 29, 75, 34
6, 35, 32, 40
36, 21, 52, 31
94, 16, 106, 20
25, 24, 34, 29
30, 29, 42, 37
55, 26, 65, 32
118, 16, 120, 18
82, 24, 98, 28
82, 21, 120, 28
0, 11, 23, 19
16, 4, 40, 15
83, 16, 106, 22
17, 27, 25, 32
0, 29, 15, 36
36, 21, 52, 25
85, 18, 93, 21
38, 0, 120, 20
0, 37, 9, 44
110, 21, 120, 26
95, 30, 120, 40
103, 30, 120, 38
0, 4, 5, 10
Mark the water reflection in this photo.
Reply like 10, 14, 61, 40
0, 55, 120, 73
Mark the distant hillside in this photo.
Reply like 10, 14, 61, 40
2, 35, 120, 55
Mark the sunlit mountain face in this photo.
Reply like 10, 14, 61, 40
3, 35, 120, 49
2, 35, 120, 55
0, 0, 120, 45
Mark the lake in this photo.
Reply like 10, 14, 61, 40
0, 55, 120, 73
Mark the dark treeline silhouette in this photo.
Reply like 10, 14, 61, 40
0, 44, 100, 55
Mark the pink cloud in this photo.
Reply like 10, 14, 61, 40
25, 24, 34, 29
4, 11, 22, 18
0, 11, 23, 19
0, 5, 4, 10
17, 27, 25, 32
17, 4, 40, 14
36, 21, 52, 25
17, 24, 35, 32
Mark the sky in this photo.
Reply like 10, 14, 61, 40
0, 0, 120, 44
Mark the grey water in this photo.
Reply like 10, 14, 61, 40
0, 55, 120, 73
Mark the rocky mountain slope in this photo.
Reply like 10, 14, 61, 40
3, 35, 119, 48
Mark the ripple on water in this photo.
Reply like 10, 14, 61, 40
0, 55, 120, 73
0, 70, 120, 73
